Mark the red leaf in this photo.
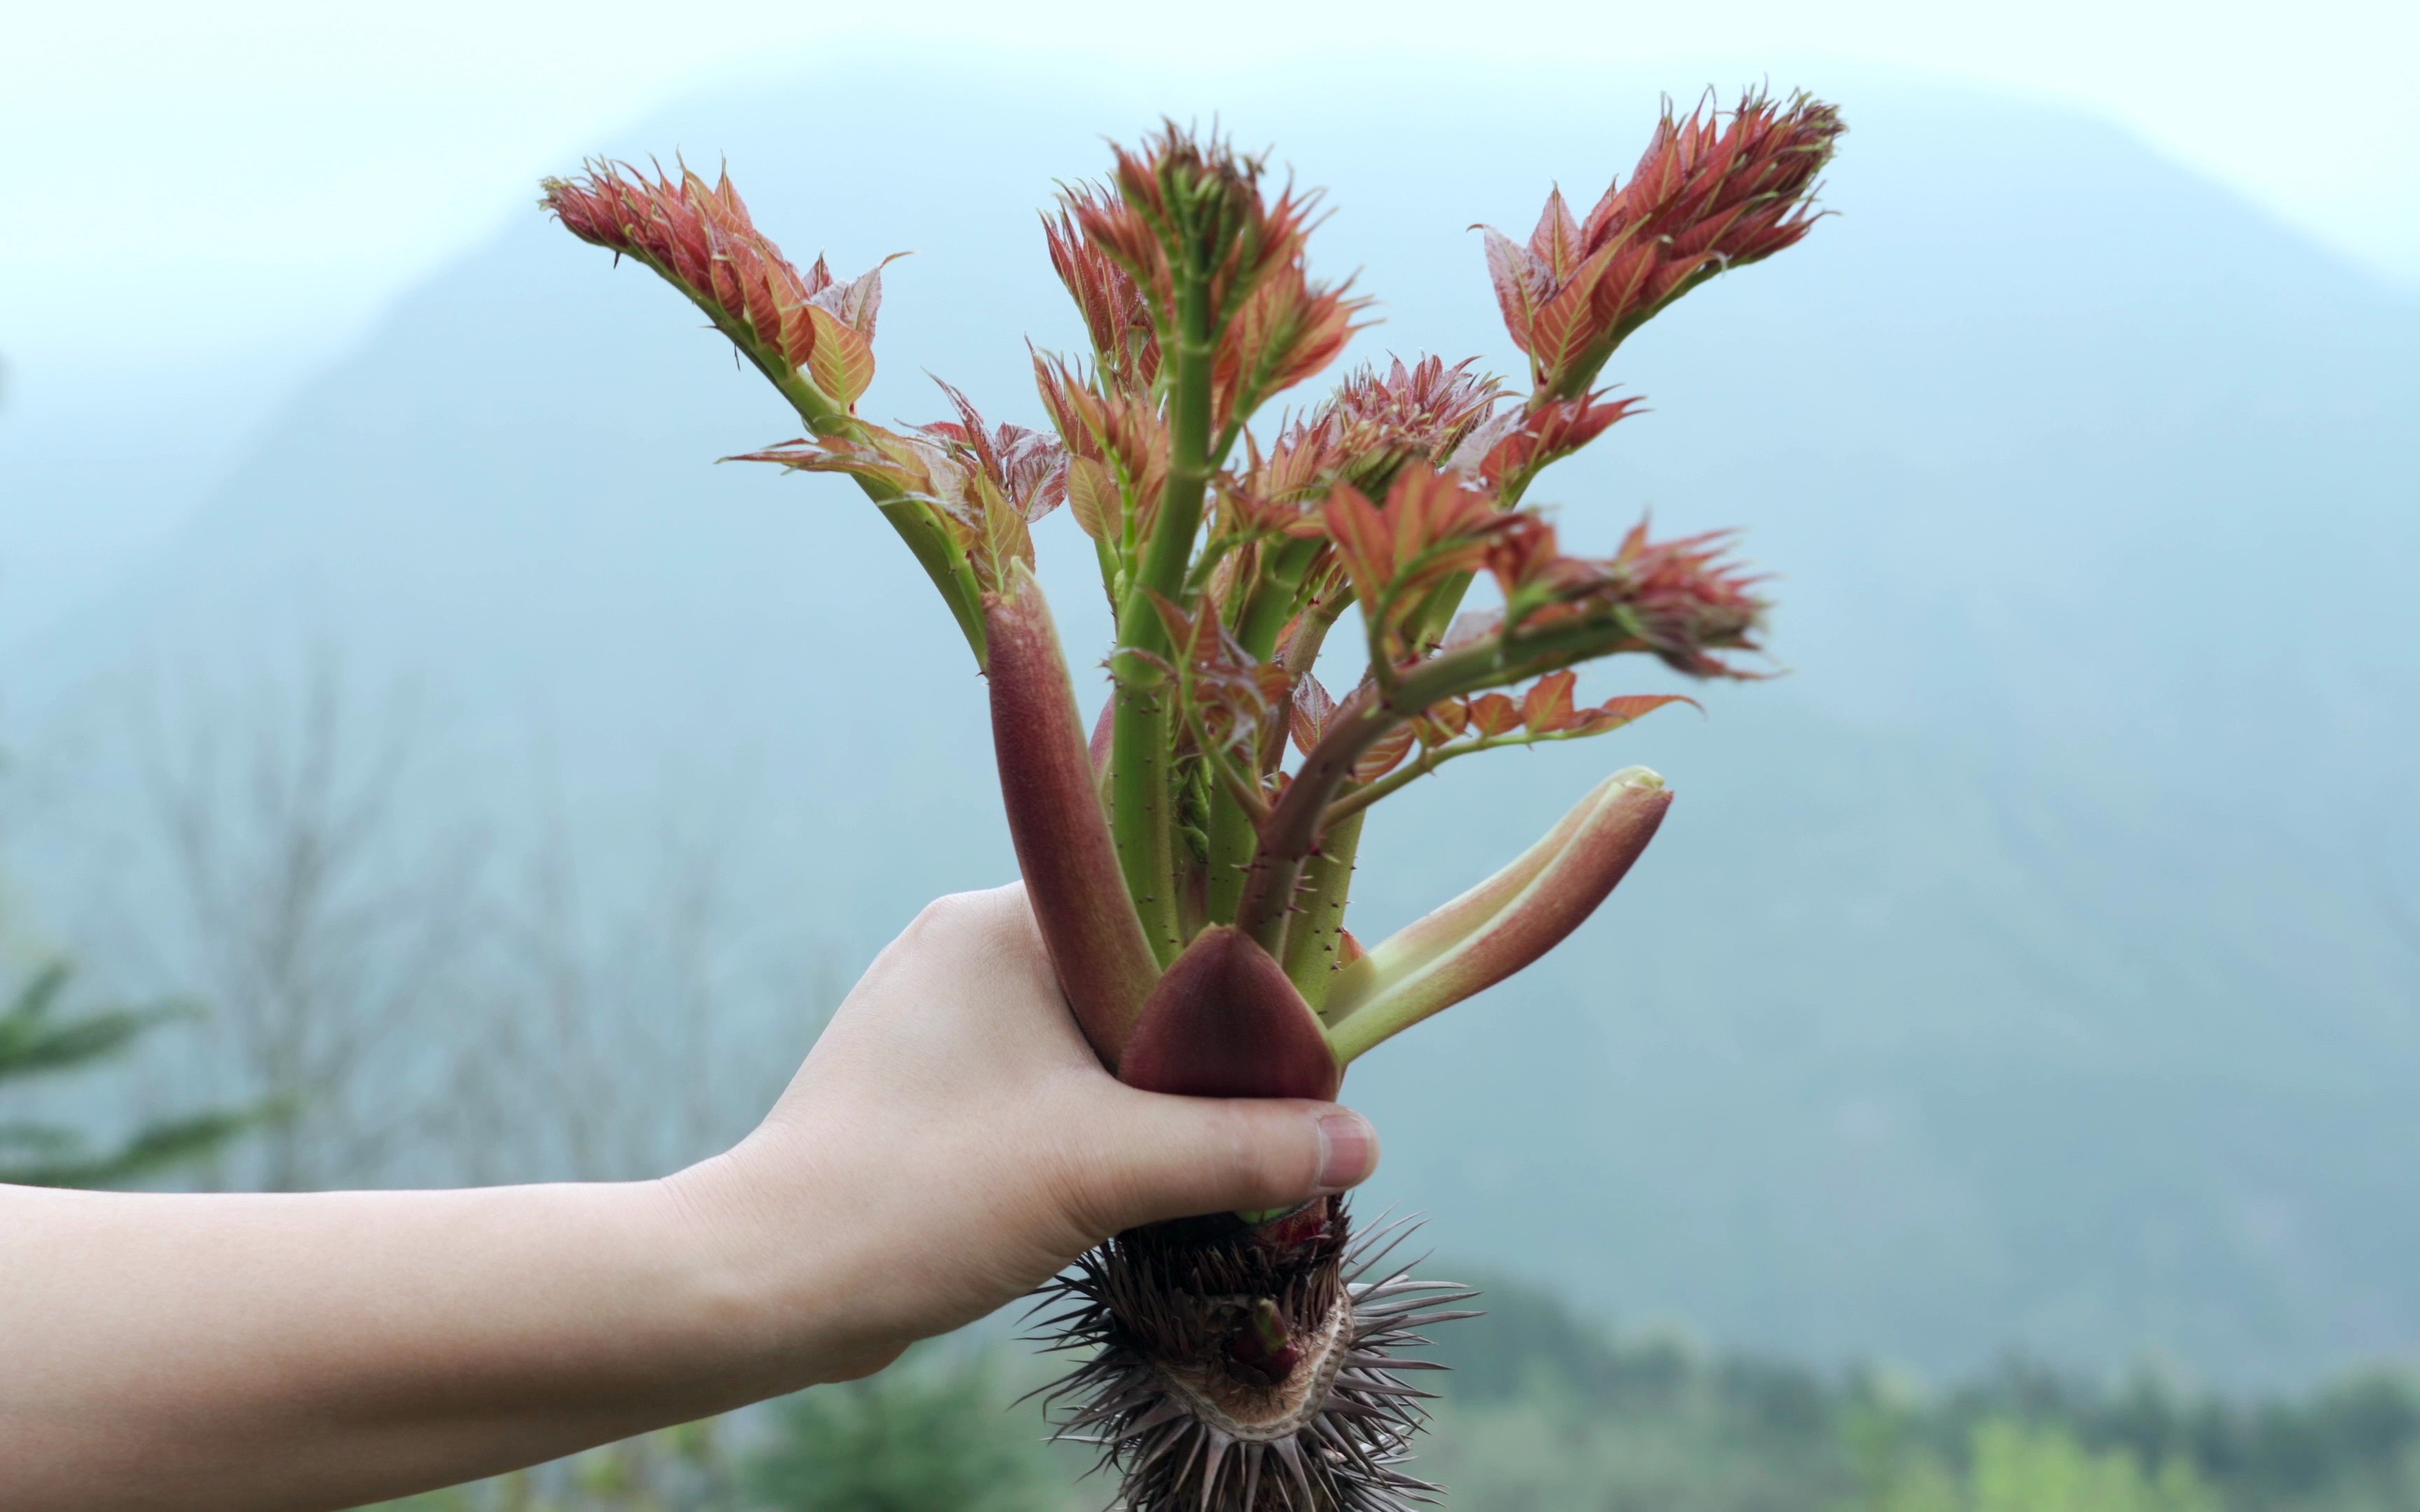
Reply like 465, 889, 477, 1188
1481, 226, 1541, 355
1351, 722, 1417, 783
1321, 482, 1394, 603
1289, 673, 1337, 757
807, 253, 902, 337
1065, 456, 1118, 542
1253, 662, 1296, 706
805, 306, 875, 408
1527, 186, 1584, 281
1468, 692, 1522, 737
1415, 696, 1470, 746
1569, 692, 1702, 734
1521, 670, 1580, 732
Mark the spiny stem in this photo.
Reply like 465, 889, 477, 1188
1203, 540, 1321, 924
1127, 276, 1217, 629
1203, 790, 1260, 927
1199, 738, 1270, 826
1108, 684, 1181, 962
1284, 807, 1363, 1013
1108, 265, 1216, 959
1232, 615, 1646, 950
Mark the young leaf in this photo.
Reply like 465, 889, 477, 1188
805, 306, 876, 410
1066, 455, 1120, 542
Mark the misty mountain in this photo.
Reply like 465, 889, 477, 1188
5, 52, 2416, 1385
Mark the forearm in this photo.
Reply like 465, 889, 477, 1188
0, 887, 1375, 1511
0, 1175, 842, 1512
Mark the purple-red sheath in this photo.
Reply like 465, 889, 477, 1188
985, 564, 1162, 1068
1119, 925, 1343, 1101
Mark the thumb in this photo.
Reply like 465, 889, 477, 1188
1069, 1092, 1382, 1238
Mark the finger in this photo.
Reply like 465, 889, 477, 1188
1071, 1095, 1381, 1236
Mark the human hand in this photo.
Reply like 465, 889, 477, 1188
665, 882, 1382, 1389
0, 883, 1377, 1510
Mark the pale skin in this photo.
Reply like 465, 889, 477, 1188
0, 883, 1382, 1511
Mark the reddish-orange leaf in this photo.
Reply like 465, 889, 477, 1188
1289, 673, 1337, 757
1482, 227, 1543, 354
1321, 482, 1394, 603
1352, 722, 1417, 784
1569, 692, 1701, 734
1469, 692, 1522, 737
1529, 187, 1584, 282
1414, 695, 1470, 746
1522, 671, 1580, 732
1064, 456, 1118, 542
805, 306, 875, 408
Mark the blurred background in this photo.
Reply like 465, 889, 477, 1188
4, 0, 2416, 1506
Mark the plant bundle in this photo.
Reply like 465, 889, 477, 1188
543, 87, 1841, 1510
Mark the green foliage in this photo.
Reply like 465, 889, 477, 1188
1965, 1420, 2217, 1512
356, 1279, 2420, 1512
0, 958, 265, 1187
359, 1347, 1075, 1512
744, 1351, 1057, 1512
1424, 1273, 1851, 1511
1424, 1270, 2420, 1512
1851, 1410, 2220, 1512
365, 1424, 732, 1511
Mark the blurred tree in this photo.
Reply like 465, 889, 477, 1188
1966, 1420, 2218, 1512
136, 658, 482, 1189
0, 958, 264, 1186
746, 1350, 1057, 1512
368, 1421, 729, 1511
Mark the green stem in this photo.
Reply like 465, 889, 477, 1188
1281, 598, 1345, 682
1202, 541, 1321, 924
1108, 683, 1181, 962
1321, 738, 1494, 827
760, 365, 991, 666
1127, 275, 1217, 625
874, 496, 989, 662
1284, 807, 1363, 1013
1203, 797, 1258, 926
1234, 539, 1319, 660
1108, 268, 1217, 960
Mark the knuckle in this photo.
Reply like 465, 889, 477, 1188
905, 890, 980, 939
1214, 1103, 1312, 1206
904, 886, 1041, 969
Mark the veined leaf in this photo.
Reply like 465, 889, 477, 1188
805, 305, 876, 409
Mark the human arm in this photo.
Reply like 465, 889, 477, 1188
0, 883, 1381, 1511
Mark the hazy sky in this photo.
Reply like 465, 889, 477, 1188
0, 0, 2411, 644
6, 0, 2414, 374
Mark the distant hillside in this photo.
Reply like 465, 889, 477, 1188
5, 53, 2416, 1384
